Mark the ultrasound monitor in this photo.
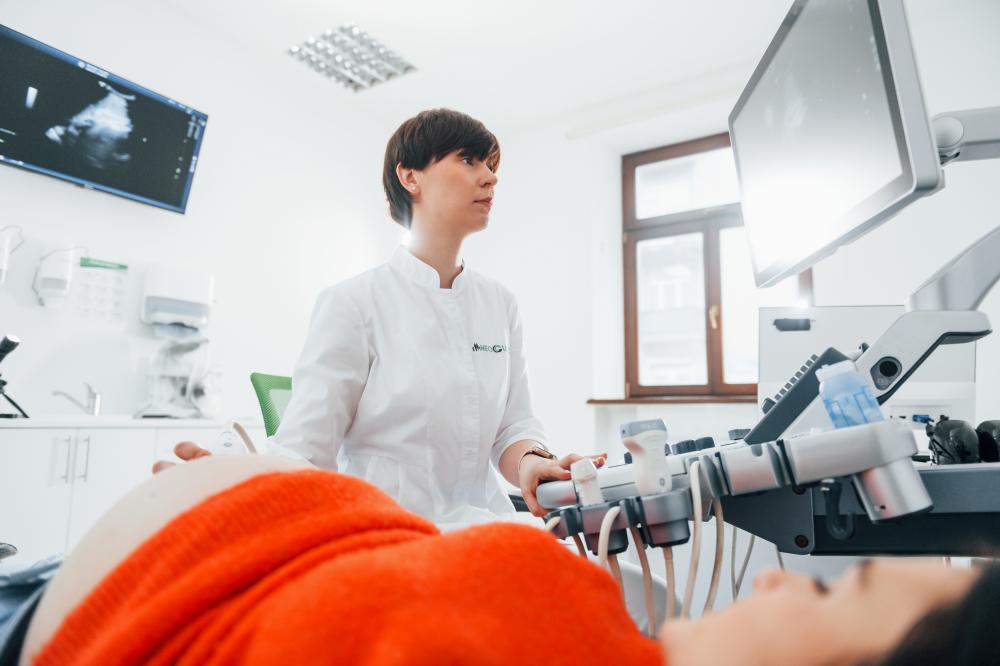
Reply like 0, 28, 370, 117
729, 0, 942, 287
0, 24, 208, 213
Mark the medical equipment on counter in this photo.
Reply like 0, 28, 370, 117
0, 335, 28, 418
31, 247, 81, 306
140, 265, 213, 331
135, 266, 219, 418
134, 337, 218, 419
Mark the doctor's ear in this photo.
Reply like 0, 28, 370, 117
396, 164, 419, 196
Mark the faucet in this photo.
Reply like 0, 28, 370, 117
52, 382, 102, 415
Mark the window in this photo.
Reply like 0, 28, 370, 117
623, 133, 812, 399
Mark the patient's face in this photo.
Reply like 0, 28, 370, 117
659, 558, 977, 666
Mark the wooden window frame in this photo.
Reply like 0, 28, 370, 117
622, 133, 813, 400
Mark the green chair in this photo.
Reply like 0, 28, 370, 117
248, 371, 529, 512
250, 372, 292, 437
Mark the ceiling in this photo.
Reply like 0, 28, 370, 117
158, 0, 794, 138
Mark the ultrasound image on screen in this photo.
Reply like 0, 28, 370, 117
0, 25, 207, 212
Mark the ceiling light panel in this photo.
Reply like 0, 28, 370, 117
289, 25, 416, 92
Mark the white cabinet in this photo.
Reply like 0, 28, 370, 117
0, 429, 74, 569
65, 429, 156, 548
1, 419, 261, 570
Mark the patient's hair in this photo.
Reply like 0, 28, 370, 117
873, 563, 1000, 665
382, 108, 500, 228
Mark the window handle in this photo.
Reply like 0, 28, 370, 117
709, 304, 721, 330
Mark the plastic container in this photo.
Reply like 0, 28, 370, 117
816, 360, 885, 429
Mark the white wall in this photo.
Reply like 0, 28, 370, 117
462, 126, 620, 454
0, 0, 399, 419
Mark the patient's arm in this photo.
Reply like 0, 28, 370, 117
21, 455, 312, 666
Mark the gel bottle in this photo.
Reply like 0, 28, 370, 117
816, 360, 885, 429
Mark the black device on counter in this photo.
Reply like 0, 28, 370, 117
0, 334, 28, 417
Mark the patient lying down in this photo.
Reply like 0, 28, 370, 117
20, 456, 994, 665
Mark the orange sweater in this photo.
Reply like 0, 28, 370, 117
36, 470, 663, 665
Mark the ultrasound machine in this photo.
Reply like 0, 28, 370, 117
537, 0, 1000, 584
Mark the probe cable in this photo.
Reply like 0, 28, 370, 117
598, 506, 625, 596
231, 421, 258, 454
680, 460, 703, 619
730, 525, 756, 600
608, 553, 624, 599
543, 514, 586, 561
628, 525, 656, 636
702, 498, 724, 614
597, 505, 622, 569
664, 546, 676, 619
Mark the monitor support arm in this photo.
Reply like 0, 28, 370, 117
933, 107, 1000, 164
904, 108, 1000, 312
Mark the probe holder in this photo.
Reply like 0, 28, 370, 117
624, 490, 692, 548
580, 501, 630, 556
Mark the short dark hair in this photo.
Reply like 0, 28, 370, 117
382, 108, 500, 228
872, 564, 1000, 665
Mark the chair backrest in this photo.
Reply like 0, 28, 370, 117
249, 372, 292, 437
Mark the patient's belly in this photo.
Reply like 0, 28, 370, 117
20, 455, 312, 666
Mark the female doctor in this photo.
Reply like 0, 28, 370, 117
163, 108, 603, 522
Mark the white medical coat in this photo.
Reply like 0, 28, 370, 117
269, 246, 549, 523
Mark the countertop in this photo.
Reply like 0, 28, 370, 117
0, 415, 265, 429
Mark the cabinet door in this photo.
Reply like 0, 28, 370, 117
66, 429, 156, 549
0, 429, 74, 569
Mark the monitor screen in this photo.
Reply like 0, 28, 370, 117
729, 0, 940, 287
0, 24, 208, 213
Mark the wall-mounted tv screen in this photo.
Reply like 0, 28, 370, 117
0, 24, 208, 214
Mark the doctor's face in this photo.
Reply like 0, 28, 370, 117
411, 149, 498, 236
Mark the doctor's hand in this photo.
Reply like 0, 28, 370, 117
519, 453, 607, 518
151, 441, 213, 474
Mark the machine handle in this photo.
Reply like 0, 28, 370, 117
78, 435, 91, 482
58, 436, 72, 483
709, 304, 720, 330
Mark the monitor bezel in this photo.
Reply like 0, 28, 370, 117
0, 24, 209, 215
728, 0, 942, 288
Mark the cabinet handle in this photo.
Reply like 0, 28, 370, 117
78, 435, 92, 482
59, 436, 73, 483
